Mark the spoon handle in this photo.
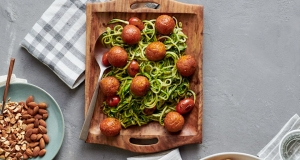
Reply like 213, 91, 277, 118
1, 58, 15, 114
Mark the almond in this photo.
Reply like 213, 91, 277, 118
43, 134, 49, 144
38, 109, 47, 115
42, 113, 48, 120
21, 110, 28, 115
32, 146, 40, 157
39, 119, 47, 128
32, 128, 39, 134
33, 106, 39, 115
38, 102, 47, 109
26, 96, 34, 105
27, 108, 34, 116
25, 137, 32, 143
25, 129, 33, 138
26, 118, 35, 123
28, 102, 37, 109
30, 134, 37, 141
39, 149, 46, 157
34, 114, 43, 119
36, 134, 43, 140
23, 153, 29, 159
39, 138, 45, 149
16, 152, 22, 158
25, 124, 34, 131
18, 101, 25, 106
25, 148, 33, 156
22, 114, 31, 119
38, 126, 47, 134
34, 119, 39, 128
29, 142, 39, 148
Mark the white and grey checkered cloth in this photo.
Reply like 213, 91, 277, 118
21, 0, 105, 89
21, 0, 159, 89
257, 114, 300, 160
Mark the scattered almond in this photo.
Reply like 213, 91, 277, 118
30, 134, 38, 141
39, 138, 45, 149
32, 146, 40, 157
39, 119, 47, 127
28, 102, 37, 109
38, 126, 47, 134
25, 148, 33, 156
43, 134, 49, 144
26, 96, 33, 105
39, 149, 46, 157
42, 113, 48, 120
34, 118, 39, 128
38, 102, 47, 109
29, 142, 39, 148
38, 109, 47, 115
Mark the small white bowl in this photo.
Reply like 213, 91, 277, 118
279, 129, 300, 160
200, 152, 260, 160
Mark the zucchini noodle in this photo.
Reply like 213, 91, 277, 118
101, 17, 196, 128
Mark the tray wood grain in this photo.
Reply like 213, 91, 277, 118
85, 0, 203, 153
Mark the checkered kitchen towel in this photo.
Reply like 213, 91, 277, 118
257, 114, 300, 159
21, 0, 159, 89
21, 0, 105, 89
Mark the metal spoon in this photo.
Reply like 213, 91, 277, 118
80, 35, 110, 140
1, 58, 15, 116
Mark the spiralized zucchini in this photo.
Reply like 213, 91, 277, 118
101, 17, 196, 128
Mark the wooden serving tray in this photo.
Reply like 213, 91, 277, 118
84, 0, 203, 153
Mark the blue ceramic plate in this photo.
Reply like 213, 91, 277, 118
0, 83, 64, 160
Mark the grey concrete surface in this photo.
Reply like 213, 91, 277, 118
1, 0, 300, 159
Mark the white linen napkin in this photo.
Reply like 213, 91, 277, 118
257, 114, 300, 160
0, 74, 27, 86
20, 0, 159, 89
127, 148, 182, 160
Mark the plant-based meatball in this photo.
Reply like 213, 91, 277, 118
122, 24, 141, 45
164, 111, 184, 132
130, 76, 150, 97
100, 76, 120, 96
155, 15, 175, 35
107, 46, 128, 68
176, 55, 197, 77
100, 117, 122, 136
145, 41, 166, 61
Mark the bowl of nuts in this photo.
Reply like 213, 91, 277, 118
0, 82, 64, 159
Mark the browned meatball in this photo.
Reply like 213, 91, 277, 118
122, 24, 141, 45
176, 55, 197, 77
100, 117, 122, 136
155, 15, 175, 35
130, 76, 150, 96
100, 76, 120, 96
145, 41, 166, 61
164, 111, 184, 132
107, 46, 128, 68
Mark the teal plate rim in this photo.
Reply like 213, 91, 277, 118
0, 82, 65, 160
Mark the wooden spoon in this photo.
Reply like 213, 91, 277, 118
1, 58, 15, 116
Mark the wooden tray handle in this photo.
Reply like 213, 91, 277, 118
113, 0, 162, 9
90, 0, 199, 14
123, 135, 175, 152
